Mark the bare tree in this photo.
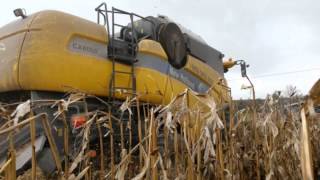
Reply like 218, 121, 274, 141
284, 85, 298, 98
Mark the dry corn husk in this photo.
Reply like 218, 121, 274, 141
11, 100, 30, 126
2, 83, 319, 180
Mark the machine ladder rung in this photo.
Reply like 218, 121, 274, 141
109, 7, 137, 103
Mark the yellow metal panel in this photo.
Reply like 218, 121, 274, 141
138, 40, 168, 60
0, 14, 37, 92
0, 34, 25, 91
19, 10, 111, 96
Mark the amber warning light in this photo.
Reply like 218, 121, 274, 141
71, 114, 87, 129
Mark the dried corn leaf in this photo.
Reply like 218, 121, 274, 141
11, 100, 30, 126
115, 149, 129, 180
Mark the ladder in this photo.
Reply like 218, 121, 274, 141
109, 7, 137, 103
95, 4, 156, 104
95, 4, 138, 154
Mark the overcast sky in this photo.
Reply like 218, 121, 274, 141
1, 0, 319, 99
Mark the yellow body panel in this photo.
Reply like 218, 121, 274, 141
0, 14, 36, 91
0, 10, 230, 105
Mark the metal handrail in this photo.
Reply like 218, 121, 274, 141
95, 2, 156, 43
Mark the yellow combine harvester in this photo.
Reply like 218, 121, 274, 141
0, 3, 233, 175
0, 6, 230, 105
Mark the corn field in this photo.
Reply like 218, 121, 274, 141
0, 81, 319, 179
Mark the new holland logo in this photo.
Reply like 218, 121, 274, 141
0, 43, 5, 52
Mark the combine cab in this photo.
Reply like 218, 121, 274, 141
0, 3, 232, 176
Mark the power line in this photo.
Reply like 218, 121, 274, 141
228, 67, 320, 81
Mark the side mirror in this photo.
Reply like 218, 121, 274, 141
238, 60, 249, 77
13, 8, 27, 19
